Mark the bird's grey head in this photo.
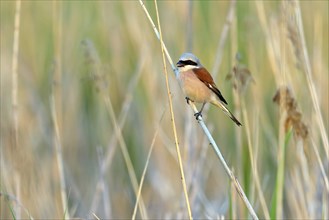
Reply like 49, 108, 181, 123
176, 53, 202, 71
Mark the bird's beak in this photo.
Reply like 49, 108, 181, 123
176, 60, 184, 67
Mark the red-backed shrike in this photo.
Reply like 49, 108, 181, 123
176, 52, 242, 126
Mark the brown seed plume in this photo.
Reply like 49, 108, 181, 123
273, 86, 309, 139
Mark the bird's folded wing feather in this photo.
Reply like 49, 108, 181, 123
192, 67, 228, 105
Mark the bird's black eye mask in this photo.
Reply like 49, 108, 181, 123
177, 60, 198, 67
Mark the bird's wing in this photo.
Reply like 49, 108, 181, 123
192, 67, 228, 105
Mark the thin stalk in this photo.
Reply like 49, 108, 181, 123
50, 94, 69, 220
96, 148, 111, 218
212, 0, 236, 77
190, 103, 259, 220
11, 1, 21, 217
293, 1, 328, 159
271, 126, 291, 219
154, 0, 193, 219
230, 1, 243, 216
132, 111, 165, 219
184, 0, 195, 193
14, 173, 21, 219
310, 138, 329, 193
102, 95, 148, 219
139, 0, 176, 73
11, 0, 21, 150
90, 58, 145, 216
241, 100, 270, 219
52, 1, 69, 219
186, 0, 193, 52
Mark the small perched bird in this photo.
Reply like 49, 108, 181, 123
176, 52, 242, 126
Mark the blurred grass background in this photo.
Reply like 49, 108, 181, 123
1, 0, 328, 219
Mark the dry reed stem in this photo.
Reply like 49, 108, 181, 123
188, 133, 210, 210
186, 1, 193, 52
230, 17, 243, 218
190, 103, 259, 220
183, 0, 195, 192
311, 138, 329, 193
292, 1, 328, 158
89, 56, 145, 216
52, 1, 69, 219
200, 0, 236, 115
92, 212, 100, 220
241, 100, 270, 219
11, 0, 20, 150
132, 111, 165, 219
50, 94, 69, 219
14, 172, 21, 219
273, 84, 312, 218
230, 177, 237, 219
90, 162, 105, 218
138, 0, 176, 72
275, 108, 287, 219
96, 147, 111, 218
255, 1, 281, 85
154, 0, 193, 218
322, 189, 328, 218
291, 169, 309, 217
276, 9, 289, 217
275, 27, 289, 218
228, 63, 256, 218
102, 95, 148, 219
212, 0, 236, 78
11, 1, 21, 217
296, 139, 312, 218
255, 2, 288, 218
80, 39, 148, 218
262, 1, 329, 214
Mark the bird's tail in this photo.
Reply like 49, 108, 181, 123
211, 100, 242, 126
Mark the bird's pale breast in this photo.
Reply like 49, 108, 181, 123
178, 70, 213, 103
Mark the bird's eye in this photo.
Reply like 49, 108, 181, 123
182, 60, 198, 66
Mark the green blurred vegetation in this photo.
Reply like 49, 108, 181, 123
1, 0, 328, 219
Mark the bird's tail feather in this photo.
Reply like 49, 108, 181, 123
211, 100, 242, 126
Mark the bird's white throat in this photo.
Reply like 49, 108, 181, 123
177, 65, 200, 73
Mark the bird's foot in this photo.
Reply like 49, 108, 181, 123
185, 97, 192, 104
194, 111, 202, 120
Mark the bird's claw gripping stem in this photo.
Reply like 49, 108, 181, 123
194, 111, 202, 120
185, 97, 191, 104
